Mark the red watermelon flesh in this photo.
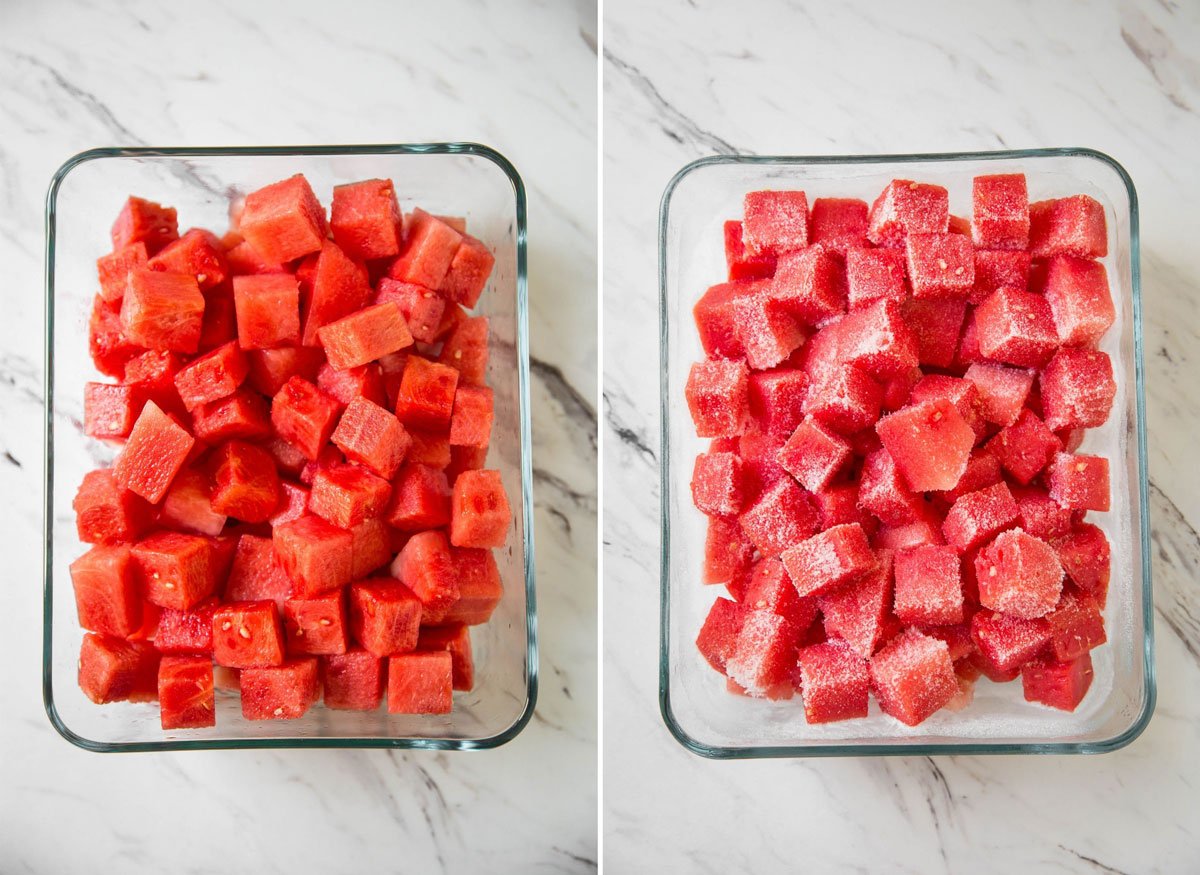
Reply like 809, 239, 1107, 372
331, 395, 412, 479
210, 440, 280, 524
350, 518, 392, 579
1048, 452, 1110, 512
970, 610, 1052, 676
388, 209, 463, 290
725, 610, 800, 694
90, 293, 141, 378
233, 274, 301, 350
905, 233, 974, 298
319, 301, 413, 371
742, 557, 818, 632
441, 548, 503, 626
149, 228, 229, 291
809, 197, 869, 253
691, 451, 751, 517
317, 362, 387, 411
869, 629, 957, 726
449, 385, 494, 449
892, 544, 963, 626
301, 240, 372, 347
1021, 652, 1094, 711
876, 399, 973, 493
330, 178, 402, 261
450, 469, 511, 549
1054, 523, 1111, 603
1028, 196, 1106, 260
440, 234, 495, 309
418, 623, 475, 691
781, 523, 875, 598
972, 249, 1031, 303
84, 381, 140, 440
111, 196, 179, 255
797, 639, 870, 723
348, 579, 422, 656
1043, 255, 1115, 347
193, 387, 272, 444
386, 463, 452, 531
283, 590, 349, 656
742, 190, 809, 257
394, 530, 459, 624
702, 515, 753, 585
437, 315, 489, 385
225, 534, 292, 607
120, 268, 204, 354
79, 633, 159, 704
322, 647, 386, 710
942, 482, 1020, 552
270, 377, 341, 461
738, 476, 820, 558
158, 655, 215, 728
846, 247, 906, 309
867, 180, 949, 247
97, 241, 149, 302
387, 651, 453, 714
971, 173, 1030, 250
269, 479, 310, 527
246, 346, 325, 397
308, 463, 391, 529
173, 341, 248, 412
770, 245, 845, 326
748, 368, 808, 438
818, 551, 895, 658
395, 355, 460, 432
696, 597, 745, 672
375, 278, 446, 344
273, 514, 353, 598
723, 220, 776, 281
70, 544, 143, 638
212, 601, 285, 669
238, 174, 327, 265
132, 530, 218, 611
74, 469, 152, 545
155, 598, 218, 654
241, 658, 320, 720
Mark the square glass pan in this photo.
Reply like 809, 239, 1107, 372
659, 149, 1153, 758
44, 144, 536, 751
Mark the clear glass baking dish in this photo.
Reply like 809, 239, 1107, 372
659, 149, 1153, 757
44, 144, 536, 751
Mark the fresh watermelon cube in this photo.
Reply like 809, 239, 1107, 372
309, 463, 391, 528
876, 399, 973, 492
781, 523, 875, 598
322, 647, 386, 710
301, 240, 373, 347
97, 242, 149, 302
808, 197, 869, 253
157, 655, 215, 729
330, 178, 402, 261
974, 286, 1059, 368
1021, 652, 1094, 711
132, 531, 218, 611
1012, 485, 1073, 541
111, 196, 179, 255
437, 315, 489, 385
78, 633, 159, 704
212, 601, 286, 668
857, 447, 924, 526
893, 544, 963, 626
1039, 347, 1115, 431
748, 368, 808, 437
241, 658, 320, 719
440, 234, 495, 309
155, 598, 219, 655
702, 515, 754, 585
317, 361, 387, 411
869, 629, 957, 726
386, 464, 452, 531
375, 278, 446, 344
731, 291, 805, 370
319, 302, 414, 371
120, 268, 205, 354
149, 228, 229, 291
737, 477, 820, 558
225, 239, 285, 276
404, 429, 452, 469
267, 435, 310, 479
742, 190, 809, 257
723, 220, 776, 281
270, 376, 341, 461
797, 639, 870, 723
987, 408, 1062, 485
1047, 452, 1109, 512
348, 579, 423, 656
942, 482, 1020, 552
327, 396, 409, 480
73, 469, 151, 545
725, 609, 800, 694
172, 341, 248, 412
193, 387, 272, 444
963, 362, 1034, 427
902, 298, 968, 370
845, 247, 907, 309
743, 557, 818, 631
273, 514, 354, 598
83, 382, 139, 440
246, 346, 325, 397
1054, 523, 1111, 602
1028, 195, 1107, 259
225, 534, 292, 606
394, 355, 460, 431
450, 469, 511, 549
350, 518, 392, 579
867, 180, 949, 247
89, 293, 141, 378
418, 624, 475, 691
441, 548, 502, 625
283, 590, 349, 656
70, 544, 142, 637
446, 445, 489, 482
393, 530, 458, 623
770, 245, 845, 325
122, 349, 187, 419
448, 385, 494, 450
388, 209, 463, 289
210, 440, 281, 523
971, 173, 1029, 250
696, 597, 745, 671
1044, 255, 1115, 347
691, 451, 751, 516
818, 552, 895, 658
387, 651, 453, 714
232, 274, 301, 349
972, 249, 1031, 303
1046, 591, 1107, 662
238, 174, 327, 264
905, 233, 974, 298
778, 416, 851, 492
975, 529, 1064, 619
802, 363, 882, 434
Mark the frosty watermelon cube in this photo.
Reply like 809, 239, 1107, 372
387, 651, 454, 714
1043, 255, 1115, 347
731, 291, 805, 370
691, 451, 751, 516
867, 180, 949, 247
974, 286, 1059, 368
975, 529, 1064, 620
905, 233, 974, 298
987, 408, 1062, 485
725, 609, 800, 694
723, 221, 777, 281
777, 416, 851, 493
902, 299, 968, 371
241, 658, 321, 720
322, 647, 386, 710
963, 362, 1034, 427
1028, 195, 1107, 259
780, 523, 875, 598
1048, 452, 1110, 512
1021, 652, 1094, 711
1039, 347, 1116, 431
770, 245, 845, 326
238, 174, 327, 264
971, 173, 1029, 250
972, 249, 1031, 303
748, 367, 808, 437
737, 477, 820, 558
702, 515, 754, 585
892, 545, 963, 626
78, 633, 159, 704
802, 363, 882, 435
942, 482, 1020, 552
969, 610, 1052, 677
869, 629, 957, 726
742, 190, 809, 257
1054, 523, 1111, 601
1045, 592, 1107, 663
450, 469, 511, 549
817, 553, 895, 658
157, 655, 215, 729
845, 247, 907, 309
808, 197, 869, 253
696, 597, 746, 672
796, 639, 870, 723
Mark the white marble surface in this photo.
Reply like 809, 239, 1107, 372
0, 0, 596, 871
603, 0, 1200, 871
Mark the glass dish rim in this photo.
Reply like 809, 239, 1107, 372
657, 147, 1155, 759
43, 142, 538, 753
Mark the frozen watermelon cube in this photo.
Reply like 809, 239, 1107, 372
1044, 255, 1115, 347
393, 530, 458, 623
319, 302, 414, 371
845, 247, 907, 309
893, 545, 963, 626
987, 408, 1062, 485
948, 214, 971, 236
1046, 591, 1107, 662
330, 178, 402, 261
1048, 453, 1110, 512
441, 548, 503, 625
954, 311, 983, 368
213, 601, 285, 668
1022, 652, 1094, 711
232, 274, 301, 350
874, 512, 946, 552
903, 298, 968, 370
302, 240, 373, 346
693, 280, 757, 359
239, 174, 327, 264
388, 209, 463, 290
748, 368, 808, 437
702, 515, 754, 584
808, 197, 869, 253
70, 544, 142, 637
273, 514, 354, 598
742, 190, 809, 257
120, 268, 204, 354
418, 624, 475, 691
1040, 348, 1115, 431
723, 221, 777, 281
869, 629, 957, 726
440, 234, 496, 309
778, 416, 851, 493
78, 633, 159, 704
271, 376, 341, 461
1012, 485, 1073, 541
697, 597, 746, 673
738, 428, 787, 488
818, 552, 895, 658
837, 299, 919, 379
867, 180, 949, 247
73, 469, 151, 545
770, 245, 845, 326
158, 655, 215, 729
974, 286, 1059, 367
971, 173, 1029, 250
876, 399, 974, 492
725, 609, 800, 694
731, 292, 805, 370
939, 450, 1002, 504
210, 440, 280, 524
132, 531, 217, 611
283, 590, 349, 656
309, 463, 391, 528
908, 374, 984, 440
322, 647, 386, 710
1029, 196, 1107, 260
969, 608, 1053, 676
796, 639, 869, 723
348, 579, 423, 656
781, 523, 875, 598
385, 463, 451, 531
963, 362, 1034, 427
738, 477, 820, 558
387, 651, 453, 714
803, 363, 882, 434
743, 558, 818, 632
450, 469, 511, 548
241, 658, 321, 720
905, 233, 974, 298
811, 480, 873, 532
685, 359, 750, 438
149, 227, 229, 291
943, 482, 1020, 552
691, 451, 751, 516
975, 529, 1064, 619
972, 249, 1031, 304
1054, 523, 1111, 602
111, 196, 179, 255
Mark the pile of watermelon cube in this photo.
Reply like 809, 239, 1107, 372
71, 173, 512, 729
690, 175, 1115, 726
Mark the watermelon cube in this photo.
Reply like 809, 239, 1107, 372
302, 240, 373, 346
811, 480, 874, 533
686, 359, 751, 439
809, 197, 869, 253
1022, 652, 1094, 711
238, 174, 327, 264
1012, 485, 1073, 541
405, 429, 452, 469
270, 376, 341, 461
283, 590, 349, 656
905, 233, 974, 298
837, 300, 919, 379
375, 278, 446, 344
225, 238, 285, 276
1047, 452, 1110, 512
225, 534, 292, 606
111, 196, 179, 255
818, 553, 895, 658
696, 598, 745, 671
122, 350, 187, 419
319, 302, 413, 371
874, 512, 946, 552
702, 515, 754, 585
120, 268, 205, 354
193, 387, 272, 444
89, 293, 141, 378
939, 450, 1002, 504
893, 545, 963, 626
437, 315, 489, 385
273, 514, 354, 598
393, 530, 458, 623
742, 190, 809, 257
440, 234, 496, 309
802, 363, 882, 434
970, 608, 1052, 677
781, 523, 875, 598
846, 247, 907, 309
394, 355, 460, 431
876, 399, 974, 492
212, 601, 286, 668
418, 624, 475, 691
1039, 348, 1116, 431
731, 292, 805, 370
691, 451, 751, 516
441, 548, 503, 625
942, 482, 1020, 552
954, 311, 983, 368
73, 469, 151, 545
329, 396, 410, 479
387, 651, 453, 714
386, 463, 452, 531
1029, 195, 1107, 259
447, 445, 489, 482
1046, 591, 1107, 662
988, 408, 1061, 485
131, 531, 217, 612
83, 382, 139, 440
737, 477, 820, 558
241, 658, 321, 720
232, 274, 301, 350
1044, 255, 1115, 347
725, 609, 800, 694
246, 346, 325, 397
963, 362, 1034, 427
157, 655, 215, 729
1054, 523, 1111, 602
972, 249, 1031, 303
867, 180, 949, 247
388, 209, 463, 289
723, 220, 777, 281
903, 299, 968, 370
149, 228, 229, 291
330, 178, 402, 261
322, 647, 386, 710
778, 416, 851, 492
738, 428, 787, 488
210, 440, 281, 524
748, 368, 808, 437
154, 597, 218, 655
975, 529, 1064, 619
317, 362, 387, 411
770, 245, 845, 325
971, 173, 1029, 250
349, 579, 422, 656
350, 518, 392, 579
797, 639, 870, 723
449, 385, 494, 449
171, 341, 248, 412
309, 463, 391, 528
869, 629, 957, 726
857, 447, 924, 526
974, 286, 1059, 368
908, 374, 984, 440
97, 241, 149, 302
743, 558, 818, 632
450, 469, 511, 549
78, 633, 159, 704
70, 544, 142, 637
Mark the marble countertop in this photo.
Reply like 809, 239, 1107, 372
0, 0, 597, 871
603, 0, 1200, 870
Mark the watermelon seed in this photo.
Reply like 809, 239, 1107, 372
197, 274, 208, 284
954, 267, 964, 276
273, 707, 284, 716
319, 618, 332, 626
238, 626, 251, 639
221, 621, 233, 631
1075, 461, 1087, 472
937, 259, 948, 271
295, 628, 305, 637
454, 350, 463, 360
164, 581, 176, 590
